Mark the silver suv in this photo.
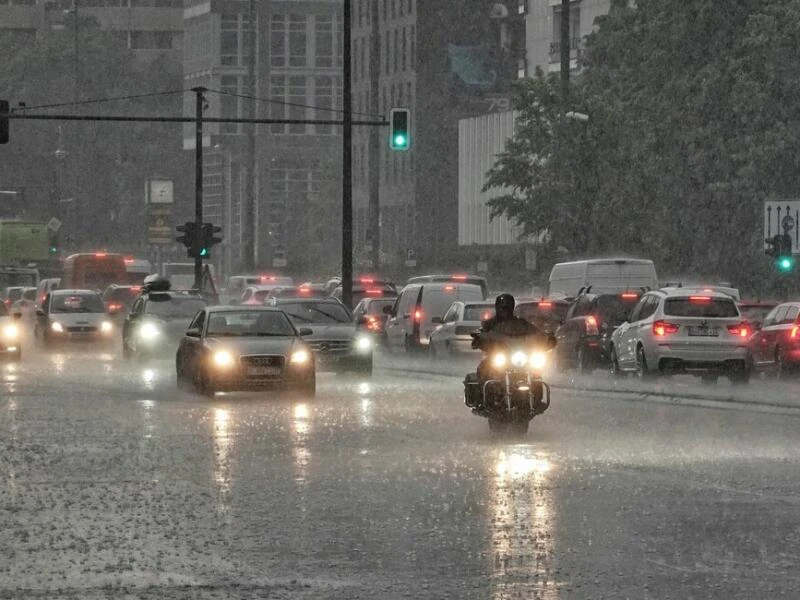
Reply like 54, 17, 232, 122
609, 288, 750, 383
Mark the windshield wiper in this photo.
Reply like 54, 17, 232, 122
309, 307, 348, 322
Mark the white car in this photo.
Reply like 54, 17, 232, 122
34, 289, 115, 347
609, 288, 750, 383
428, 301, 494, 357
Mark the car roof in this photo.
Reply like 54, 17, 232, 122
206, 305, 286, 313
271, 297, 342, 305
52, 289, 100, 295
658, 287, 736, 299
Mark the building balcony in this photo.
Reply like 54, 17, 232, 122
548, 36, 582, 61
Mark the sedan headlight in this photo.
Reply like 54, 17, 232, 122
492, 353, 507, 368
530, 352, 547, 370
51, 321, 64, 333
290, 349, 310, 365
511, 351, 528, 368
355, 336, 372, 352
138, 322, 161, 340
213, 350, 235, 368
2, 324, 19, 340
100, 321, 113, 334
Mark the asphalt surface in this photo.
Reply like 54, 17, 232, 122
3, 343, 800, 599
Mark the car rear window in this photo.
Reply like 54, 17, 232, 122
664, 297, 738, 318
463, 305, 494, 321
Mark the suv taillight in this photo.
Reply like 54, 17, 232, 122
585, 315, 599, 335
653, 320, 679, 337
727, 323, 750, 338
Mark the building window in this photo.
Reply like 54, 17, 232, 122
401, 26, 406, 71
316, 15, 334, 68
315, 76, 333, 135
269, 76, 286, 134
220, 75, 240, 134
220, 13, 254, 66
361, 37, 368, 80
393, 29, 398, 72
391, 0, 396, 19
270, 15, 286, 67
383, 0, 387, 22
551, 6, 581, 60
336, 15, 343, 67
289, 14, 307, 67
410, 25, 415, 66
408, 0, 413, 14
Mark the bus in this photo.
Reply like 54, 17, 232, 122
123, 257, 153, 285
62, 253, 127, 292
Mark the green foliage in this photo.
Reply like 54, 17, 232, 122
485, 0, 800, 296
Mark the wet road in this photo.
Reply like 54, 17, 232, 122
3, 348, 800, 599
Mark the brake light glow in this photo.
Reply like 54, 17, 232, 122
260, 275, 276, 282
131, 286, 141, 292
620, 292, 639, 300
124, 258, 134, 264
689, 296, 712, 303
108, 303, 123, 312
653, 320, 679, 337
791, 326, 799, 339
413, 309, 423, 321
94, 252, 107, 257
483, 311, 493, 320
299, 287, 311, 294
727, 324, 750, 338
444, 285, 455, 292
366, 289, 383, 295
452, 274, 467, 281
367, 316, 381, 331
360, 277, 374, 284
539, 301, 552, 309
585, 315, 599, 335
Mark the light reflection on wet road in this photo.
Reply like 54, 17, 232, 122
2, 349, 800, 598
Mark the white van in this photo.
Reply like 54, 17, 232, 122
547, 258, 658, 298
385, 282, 484, 352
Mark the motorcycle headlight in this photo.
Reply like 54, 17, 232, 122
139, 322, 161, 340
3, 324, 18, 340
530, 352, 547, 370
355, 336, 372, 352
290, 349, 310, 364
213, 350, 235, 368
511, 351, 528, 367
100, 321, 113, 334
51, 321, 64, 333
492, 353, 507, 368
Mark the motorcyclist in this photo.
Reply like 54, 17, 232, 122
472, 293, 554, 387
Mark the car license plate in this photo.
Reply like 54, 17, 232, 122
248, 365, 281, 377
688, 326, 719, 337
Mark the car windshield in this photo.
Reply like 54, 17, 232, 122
463, 305, 494, 321
664, 297, 739, 318
206, 310, 295, 337
5, 288, 23, 301
279, 302, 352, 324
145, 295, 207, 319
22, 288, 36, 301
51, 293, 105, 314
365, 299, 395, 314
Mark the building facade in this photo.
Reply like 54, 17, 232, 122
522, 0, 610, 76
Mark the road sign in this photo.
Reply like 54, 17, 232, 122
148, 214, 173, 245
764, 200, 800, 255
47, 217, 62, 232
146, 179, 174, 204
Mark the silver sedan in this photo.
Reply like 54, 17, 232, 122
428, 301, 494, 357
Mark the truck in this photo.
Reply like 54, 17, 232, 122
0, 220, 55, 289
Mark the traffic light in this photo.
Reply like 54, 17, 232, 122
48, 231, 59, 256
766, 233, 795, 272
389, 108, 410, 151
176, 222, 199, 258
0, 100, 9, 145
199, 223, 222, 258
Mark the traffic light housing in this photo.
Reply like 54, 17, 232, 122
199, 223, 222, 258
389, 108, 410, 151
0, 100, 9, 145
766, 233, 795, 272
176, 222, 199, 258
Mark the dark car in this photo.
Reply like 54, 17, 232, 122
738, 301, 779, 331
352, 296, 396, 341
102, 284, 141, 319
554, 290, 643, 373
266, 284, 330, 300
515, 298, 571, 335
175, 306, 315, 396
747, 302, 800, 378
122, 289, 208, 358
270, 297, 373, 375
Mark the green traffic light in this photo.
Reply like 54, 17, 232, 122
49, 246, 57, 254
393, 134, 407, 147
199, 247, 209, 257
778, 256, 794, 272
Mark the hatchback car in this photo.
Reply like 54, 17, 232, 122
609, 288, 750, 383
176, 306, 315, 396
747, 302, 800, 378
428, 301, 494, 357
34, 289, 114, 347
102, 284, 141, 319
352, 296, 396, 343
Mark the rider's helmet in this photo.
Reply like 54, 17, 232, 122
495, 293, 515, 320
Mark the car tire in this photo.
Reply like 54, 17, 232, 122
430, 343, 439, 359
636, 346, 652, 378
610, 346, 623, 377
576, 346, 589, 374
729, 367, 750, 385
122, 337, 132, 359
195, 368, 216, 397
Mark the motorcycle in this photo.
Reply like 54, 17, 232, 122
463, 331, 554, 435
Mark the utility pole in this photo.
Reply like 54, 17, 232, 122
342, 0, 353, 308
368, 0, 381, 271
243, 0, 257, 272
560, 0, 570, 104
193, 87, 206, 290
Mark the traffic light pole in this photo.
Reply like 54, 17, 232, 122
193, 86, 206, 291
342, 0, 353, 309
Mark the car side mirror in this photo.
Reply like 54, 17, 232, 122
431, 316, 443, 324
12, 312, 22, 321
298, 327, 313, 336
185, 328, 201, 338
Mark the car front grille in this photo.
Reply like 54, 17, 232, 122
308, 340, 352, 354
240, 355, 285, 368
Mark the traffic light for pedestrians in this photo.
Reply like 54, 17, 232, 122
176, 222, 199, 258
389, 108, 410, 151
0, 100, 9, 145
199, 223, 222, 258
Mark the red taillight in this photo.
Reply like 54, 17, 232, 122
791, 326, 799, 339
260, 275, 276, 283
108, 303, 122, 312
585, 315, 599, 335
366, 288, 383, 295
124, 258, 134, 264
689, 296, 712, 303
413, 309, 423, 321
452, 274, 467, 281
360, 277, 374, 284
482, 311, 492, 320
539, 301, 552, 309
94, 252, 107, 257
727, 324, 750, 338
131, 286, 141, 292
444, 285, 455, 292
620, 292, 639, 300
367, 316, 381, 331
653, 320, 679, 337
299, 287, 311, 294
